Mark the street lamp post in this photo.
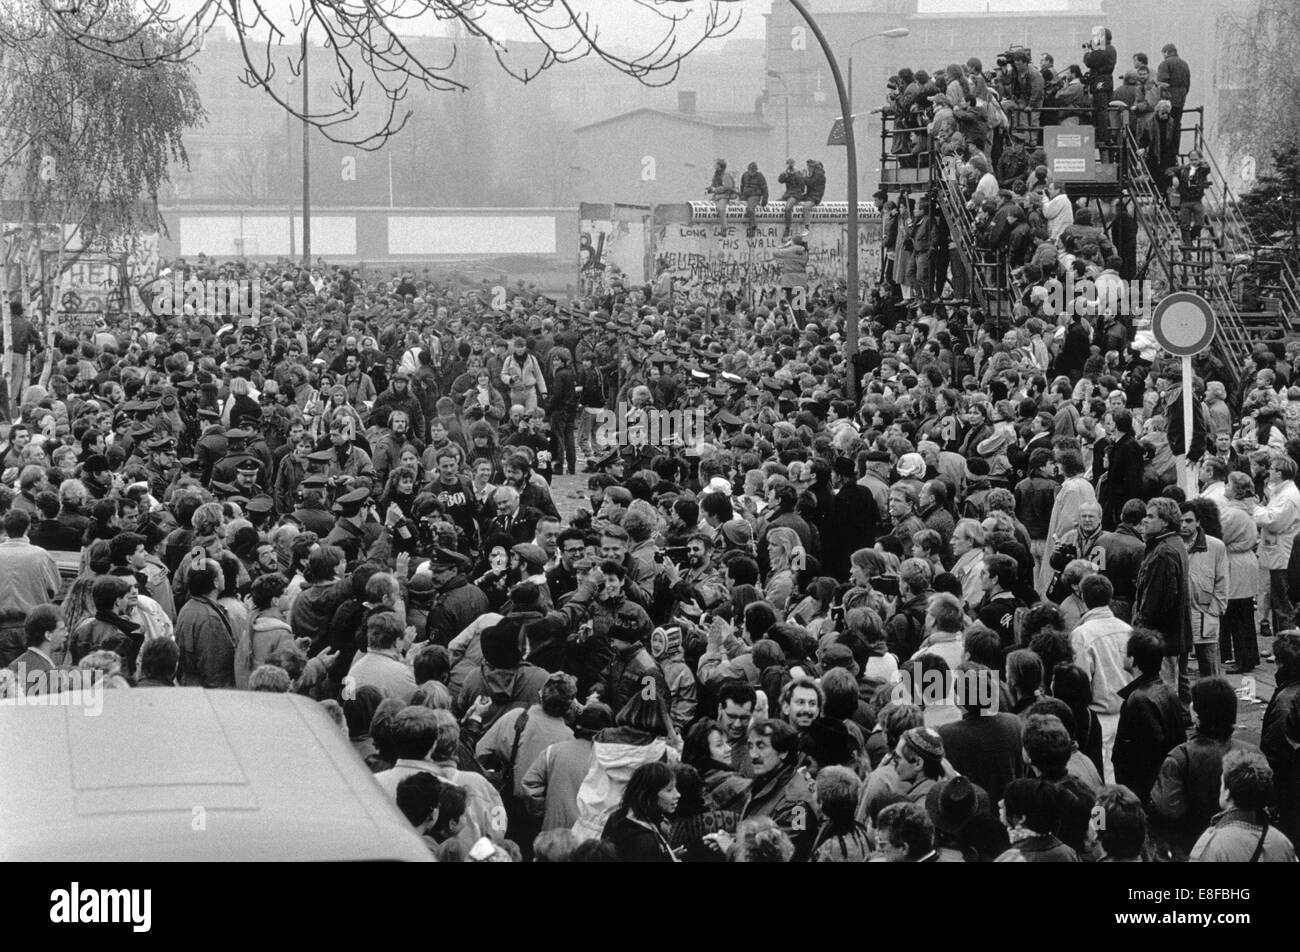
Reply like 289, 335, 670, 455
301, 26, 311, 267
765, 69, 791, 159
847, 29, 910, 118
784, 2, 906, 401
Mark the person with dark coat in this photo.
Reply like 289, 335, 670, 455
1156, 43, 1191, 166
600, 761, 680, 862
368, 372, 426, 439
1260, 631, 1300, 846
69, 576, 144, 674
547, 347, 579, 477
1099, 409, 1145, 530
823, 457, 879, 581
1113, 629, 1187, 805
175, 563, 238, 688
28, 491, 85, 550
425, 547, 490, 646
453, 615, 551, 734
937, 663, 1026, 804
1083, 28, 1117, 144
1133, 497, 1193, 705
738, 162, 769, 236
1150, 676, 1258, 859
1055, 314, 1092, 383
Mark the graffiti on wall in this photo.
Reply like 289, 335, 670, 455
578, 204, 652, 296
653, 220, 881, 300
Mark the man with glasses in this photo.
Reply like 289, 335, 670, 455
547, 528, 590, 603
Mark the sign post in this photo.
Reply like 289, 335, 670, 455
1151, 291, 1217, 498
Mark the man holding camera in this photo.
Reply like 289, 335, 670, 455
1009, 50, 1044, 142
1083, 27, 1117, 146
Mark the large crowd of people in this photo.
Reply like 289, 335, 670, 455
0, 30, 1297, 863
0, 248, 1295, 864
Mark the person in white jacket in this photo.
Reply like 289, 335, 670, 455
571, 691, 679, 841
1254, 454, 1300, 633
966, 154, 999, 210
500, 337, 548, 412
1070, 574, 1133, 778
234, 573, 299, 690
1041, 181, 1075, 244
1180, 499, 1228, 679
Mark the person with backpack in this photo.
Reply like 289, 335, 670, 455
455, 615, 550, 734
1190, 749, 1297, 862
475, 670, 577, 856
571, 688, 679, 842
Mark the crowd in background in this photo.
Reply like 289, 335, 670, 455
0, 64, 1298, 862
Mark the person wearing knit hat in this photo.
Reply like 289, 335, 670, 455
887, 726, 952, 811
458, 615, 550, 733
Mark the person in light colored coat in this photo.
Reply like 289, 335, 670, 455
1254, 455, 1300, 631
1219, 472, 1260, 671
1037, 448, 1097, 596
1071, 573, 1133, 777
1181, 499, 1228, 679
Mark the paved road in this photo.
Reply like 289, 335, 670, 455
551, 473, 593, 524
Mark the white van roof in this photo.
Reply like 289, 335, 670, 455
0, 688, 431, 862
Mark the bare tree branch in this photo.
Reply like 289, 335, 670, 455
17, 0, 744, 149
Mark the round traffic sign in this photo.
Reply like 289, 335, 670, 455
1151, 291, 1216, 357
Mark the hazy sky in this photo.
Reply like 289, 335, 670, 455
186, 0, 773, 50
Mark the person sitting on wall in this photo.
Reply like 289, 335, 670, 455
706, 158, 739, 239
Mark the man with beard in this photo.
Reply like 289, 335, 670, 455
325, 417, 375, 483
501, 452, 559, 521
669, 532, 728, 619
371, 409, 422, 488
371, 369, 426, 441
780, 677, 824, 739
329, 333, 362, 375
